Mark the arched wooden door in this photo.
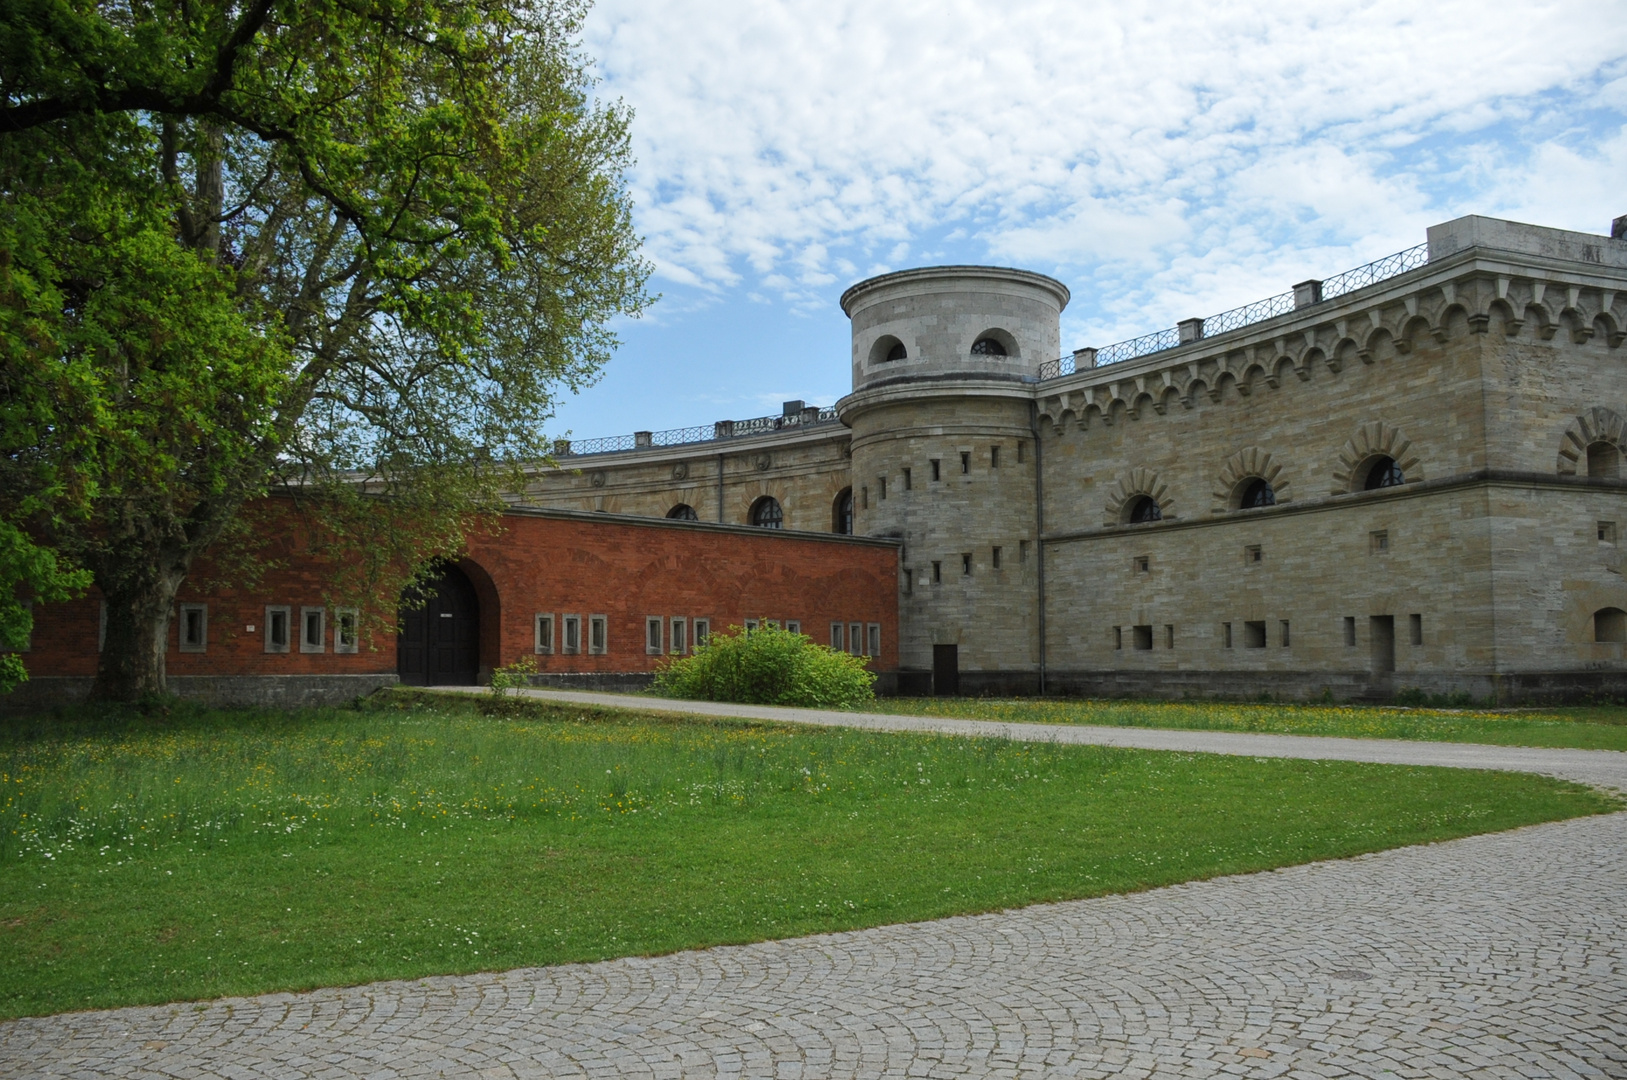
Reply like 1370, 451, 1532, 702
397, 565, 480, 685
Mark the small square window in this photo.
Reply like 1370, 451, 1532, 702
992, 545, 1002, 569
1244, 620, 1267, 648
1344, 616, 1357, 646
903, 468, 912, 491
1165, 624, 1174, 649
831, 621, 845, 650
990, 446, 1000, 468
265, 606, 291, 654
930, 459, 941, 482
932, 560, 942, 583
1370, 529, 1390, 554
784, 620, 800, 636
178, 604, 207, 653
1280, 620, 1291, 648
646, 616, 663, 654
1245, 545, 1262, 564
1133, 625, 1153, 651
670, 617, 688, 654
1600, 521, 1617, 544
300, 607, 326, 653
589, 614, 608, 654
334, 608, 359, 654
693, 619, 711, 648
744, 618, 760, 633
960, 451, 970, 475
535, 613, 555, 654
1409, 613, 1423, 646
562, 614, 582, 654
867, 623, 881, 658
1133, 555, 1150, 573
961, 553, 972, 575
1222, 622, 1233, 649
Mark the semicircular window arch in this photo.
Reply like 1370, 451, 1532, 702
750, 496, 784, 529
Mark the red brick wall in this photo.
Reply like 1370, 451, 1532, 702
21, 506, 900, 681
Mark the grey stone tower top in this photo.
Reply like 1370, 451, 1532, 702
840, 266, 1069, 392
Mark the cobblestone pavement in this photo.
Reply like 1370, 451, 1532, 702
5, 698, 1626, 1079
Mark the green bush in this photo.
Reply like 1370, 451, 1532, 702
652, 623, 876, 708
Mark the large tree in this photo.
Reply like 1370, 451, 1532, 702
0, 0, 651, 699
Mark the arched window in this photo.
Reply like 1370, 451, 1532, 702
1595, 607, 1627, 643
1363, 456, 1405, 490
886, 342, 907, 362
1127, 495, 1162, 524
750, 496, 783, 529
1239, 479, 1276, 508
970, 337, 1008, 356
1587, 441, 1621, 479
833, 488, 853, 534
667, 503, 698, 521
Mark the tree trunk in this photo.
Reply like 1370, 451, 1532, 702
88, 545, 191, 703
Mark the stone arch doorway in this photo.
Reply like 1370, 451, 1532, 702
397, 564, 481, 686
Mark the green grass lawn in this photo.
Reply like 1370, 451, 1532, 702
856, 697, 1627, 751
0, 692, 1616, 1020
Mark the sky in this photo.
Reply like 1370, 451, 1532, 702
546, 0, 1627, 443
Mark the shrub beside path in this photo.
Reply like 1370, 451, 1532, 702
5, 689, 1625, 1079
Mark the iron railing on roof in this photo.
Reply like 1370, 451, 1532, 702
557, 405, 840, 457
1035, 241, 1432, 382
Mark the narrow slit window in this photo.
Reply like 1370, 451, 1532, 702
562, 615, 581, 654
1019, 539, 1029, 563
335, 608, 359, 654
589, 615, 608, 655
961, 553, 972, 575
1016, 441, 1025, 464
992, 545, 1002, 569
831, 622, 845, 650
861, 486, 869, 509
878, 476, 887, 500
265, 606, 290, 654
903, 467, 912, 491
867, 623, 881, 658
535, 613, 555, 654
300, 607, 326, 653
930, 459, 941, 482
1114, 626, 1123, 650
1245, 545, 1262, 564
1165, 624, 1175, 649
1370, 530, 1389, 554
1344, 616, 1357, 646
693, 619, 710, 648
990, 446, 1000, 468
646, 616, 663, 654
179, 604, 207, 653
1409, 613, 1422, 646
849, 622, 863, 656
1222, 622, 1233, 649
932, 561, 942, 584
1280, 620, 1291, 648
960, 451, 970, 475
670, 617, 687, 655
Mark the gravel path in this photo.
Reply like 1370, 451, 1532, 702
5, 691, 1624, 1079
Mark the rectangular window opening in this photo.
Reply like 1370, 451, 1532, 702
300, 607, 326, 653
959, 451, 970, 475
878, 476, 887, 500
1344, 616, 1357, 647
867, 623, 881, 658
784, 620, 800, 635
831, 621, 845, 651
179, 604, 207, 653
1245, 544, 1262, 564
335, 608, 359, 654
1133, 624, 1153, 651
932, 560, 942, 584
671, 617, 688, 654
1409, 613, 1423, 646
1244, 620, 1267, 648
646, 616, 663, 654
961, 553, 972, 575
990, 446, 1000, 468
1016, 440, 1025, 464
903, 467, 912, 491
1370, 529, 1390, 554
693, 619, 711, 648
1164, 624, 1174, 649
589, 614, 608, 655
992, 545, 1002, 569
1019, 539, 1029, 563
861, 486, 869, 509
1133, 555, 1150, 574
1599, 520, 1617, 544
849, 622, 863, 656
562, 615, 581, 654
930, 459, 941, 482
265, 606, 290, 654
1280, 620, 1291, 648
535, 613, 555, 654
1223, 621, 1233, 649
1114, 626, 1123, 650
744, 618, 760, 633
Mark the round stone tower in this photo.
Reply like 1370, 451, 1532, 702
836, 266, 1069, 692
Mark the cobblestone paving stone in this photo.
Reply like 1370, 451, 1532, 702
5, 693, 1625, 1080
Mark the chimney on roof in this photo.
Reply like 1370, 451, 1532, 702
782, 400, 805, 416
1613, 215, 1627, 241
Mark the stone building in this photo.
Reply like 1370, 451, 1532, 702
525, 213, 1627, 701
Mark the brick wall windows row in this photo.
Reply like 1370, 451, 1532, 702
830, 621, 882, 658
154, 603, 359, 655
